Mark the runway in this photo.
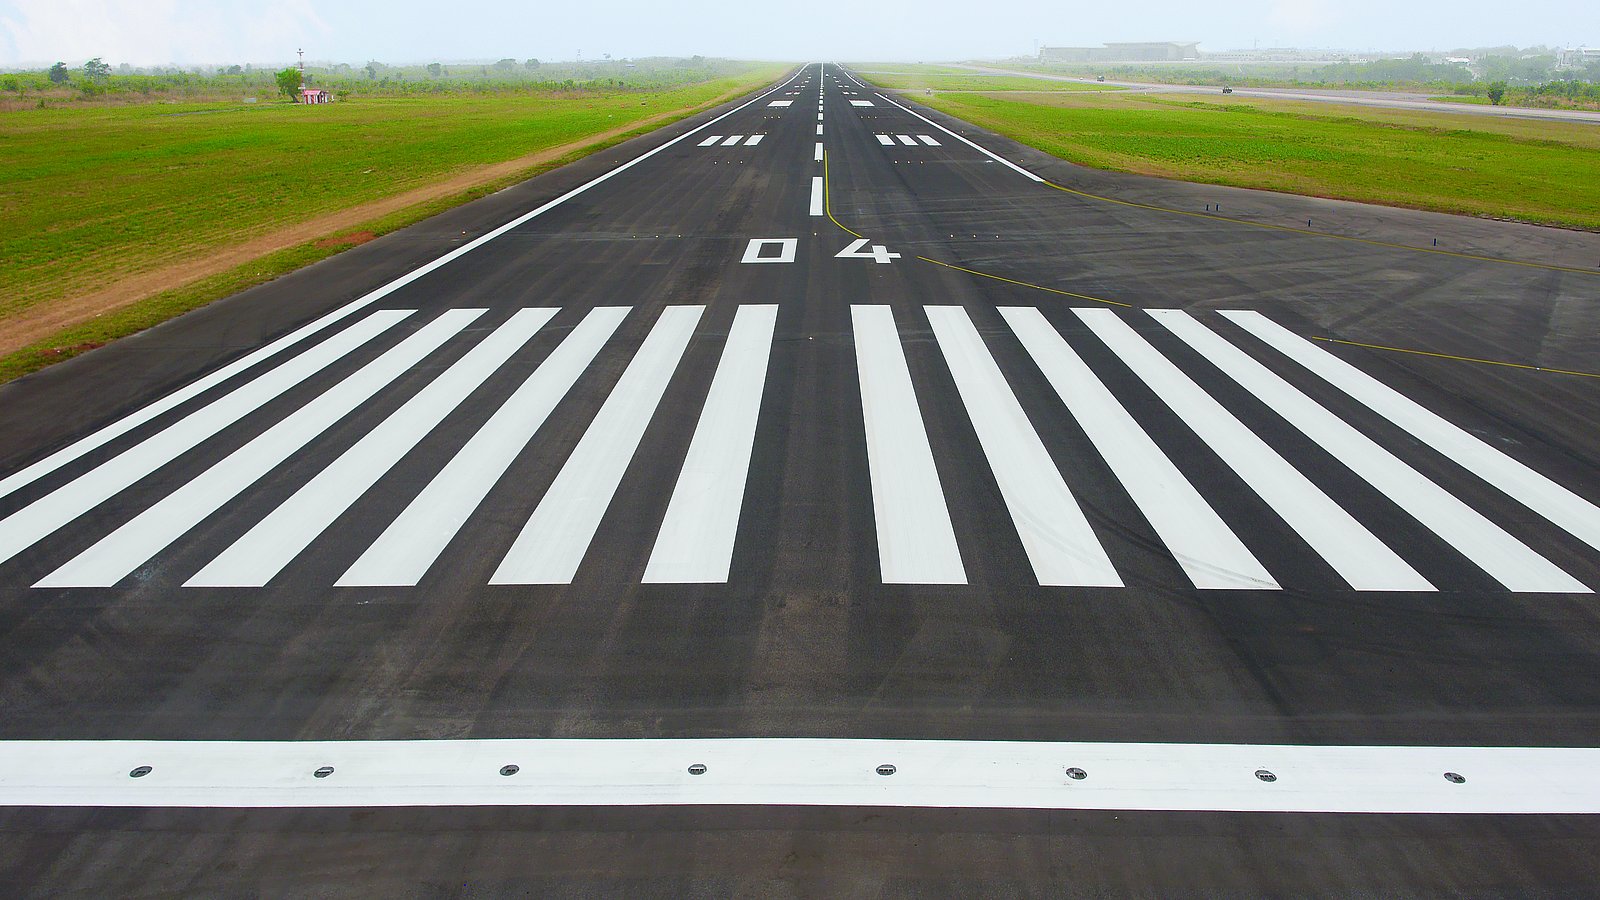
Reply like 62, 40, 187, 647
2, 64, 1599, 892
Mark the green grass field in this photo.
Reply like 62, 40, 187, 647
879, 87, 1600, 230
853, 71, 1119, 93
0, 64, 786, 381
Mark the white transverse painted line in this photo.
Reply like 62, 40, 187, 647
1153, 310, 1587, 593
4, 739, 1598, 813
0, 310, 411, 568
768, 100, 792, 107
0, 71, 804, 507
744, 134, 764, 146
338, 307, 628, 587
1075, 309, 1432, 591
1001, 307, 1276, 590
721, 134, 744, 147
644, 305, 778, 583
917, 135, 941, 146
875, 93, 1044, 182
927, 307, 1119, 587
895, 134, 917, 146
1222, 310, 1600, 557
492, 306, 704, 584
38, 311, 481, 588
850, 100, 875, 107
875, 134, 894, 146
814, 142, 824, 161
698, 135, 721, 147
187, 308, 558, 588
851, 306, 966, 584
809, 177, 824, 216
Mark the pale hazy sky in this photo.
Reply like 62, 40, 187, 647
1, 0, 1595, 68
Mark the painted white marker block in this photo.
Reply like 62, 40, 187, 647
741, 238, 798, 264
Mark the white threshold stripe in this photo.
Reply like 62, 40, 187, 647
875, 93, 1044, 182
644, 306, 779, 583
1222, 311, 1600, 556
809, 176, 824, 216
720, 135, 743, 146
917, 135, 941, 146
745, 134, 764, 146
814, 142, 824, 161
338, 307, 629, 587
875, 134, 894, 146
0, 307, 374, 505
0, 310, 410, 568
852, 306, 966, 584
2, 738, 1597, 813
927, 307, 1118, 587
1001, 308, 1276, 590
1075, 310, 1432, 591
492, 306, 705, 584
698, 135, 721, 146
1154, 310, 1588, 594
0, 71, 802, 508
38, 311, 483, 588
188, 309, 558, 588
896, 134, 916, 146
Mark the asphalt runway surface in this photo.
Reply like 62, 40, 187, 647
2, 64, 1599, 893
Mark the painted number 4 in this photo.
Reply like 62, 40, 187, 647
835, 238, 900, 264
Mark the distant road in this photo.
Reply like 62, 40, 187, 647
948, 64, 1600, 124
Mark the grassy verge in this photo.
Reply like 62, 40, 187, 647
0, 64, 787, 382
871, 87, 1600, 231
852, 71, 1119, 93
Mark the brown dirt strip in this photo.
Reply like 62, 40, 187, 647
0, 97, 740, 358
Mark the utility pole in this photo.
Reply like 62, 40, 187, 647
297, 47, 305, 90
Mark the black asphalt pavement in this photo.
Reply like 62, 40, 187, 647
2, 64, 1599, 894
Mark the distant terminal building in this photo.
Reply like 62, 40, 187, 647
1040, 42, 1199, 63
1557, 46, 1600, 67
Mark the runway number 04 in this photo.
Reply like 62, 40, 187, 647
836, 238, 900, 264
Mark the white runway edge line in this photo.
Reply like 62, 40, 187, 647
852, 306, 966, 584
338, 307, 629, 587
3, 738, 1599, 813
37, 310, 485, 588
875, 92, 1044, 183
492, 305, 705, 584
0, 310, 411, 568
1000, 308, 1277, 590
187, 308, 559, 588
927, 307, 1118, 587
1222, 310, 1600, 556
1074, 309, 1432, 592
0, 68, 803, 506
1153, 310, 1588, 594
644, 306, 779, 583
809, 176, 824, 216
